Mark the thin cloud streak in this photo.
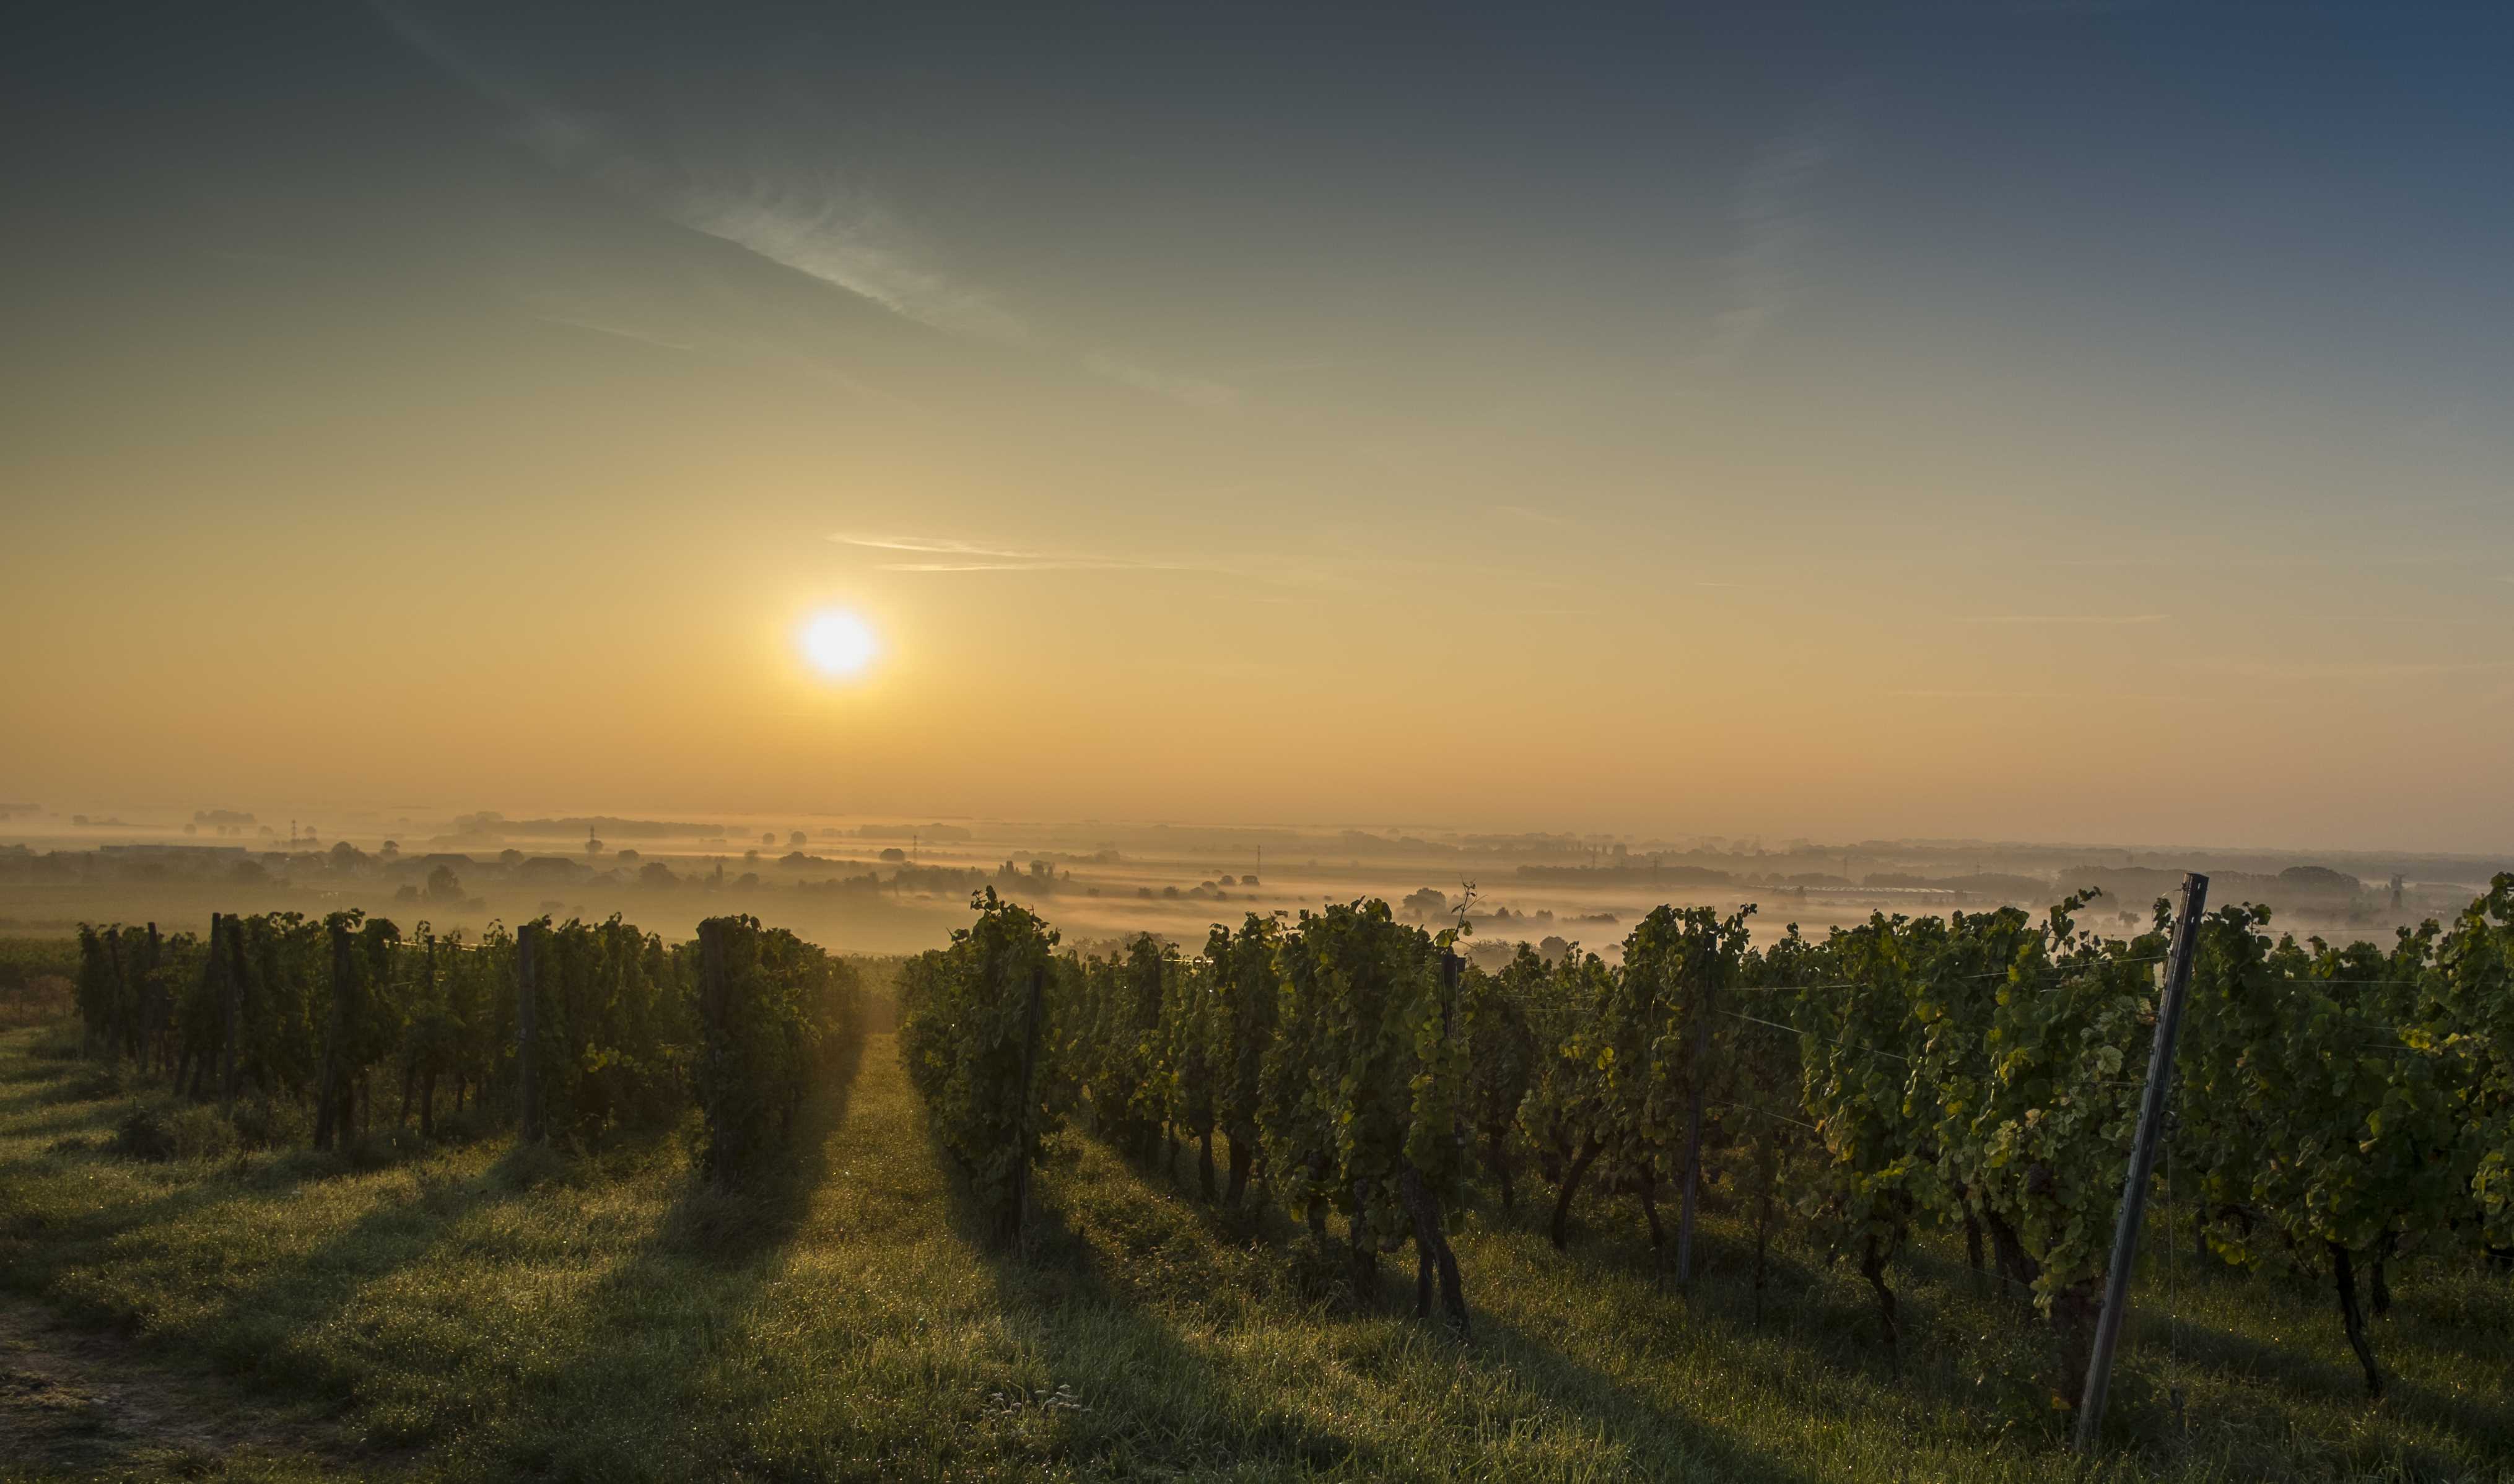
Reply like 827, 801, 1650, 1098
1890, 688, 2173, 702
2176, 657, 2514, 683
827, 531, 1573, 591
1493, 504, 1579, 528
875, 559, 1207, 573
1962, 613, 2170, 625
373, 2, 1016, 343
529, 314, 700, 352
1083, 353, 1241, 410
667, 173, 1027, 344
373, 1, 1238, 401
832, 531, 1273, 579
1685, 110, 1843, 377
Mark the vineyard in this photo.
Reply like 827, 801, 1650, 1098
895, 875, 2514, 1440
2, 878, 2512, 1479
62, 909, 858, 1177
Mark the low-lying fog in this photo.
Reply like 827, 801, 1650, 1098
4, 805, 2502, 964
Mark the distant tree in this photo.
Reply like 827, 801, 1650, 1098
639, 862, 678, 889
1400, 887, 1448, 922
426, 865, 464, 903
789, 831, 808, 847
762, 832, 777, 846
879, 847, 907, 863
616, 849, 640, 865
380, 840, 399, 860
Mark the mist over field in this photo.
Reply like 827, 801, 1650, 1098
5, 802, 2497, 959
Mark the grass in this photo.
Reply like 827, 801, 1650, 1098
2, 1018, 2511, 1482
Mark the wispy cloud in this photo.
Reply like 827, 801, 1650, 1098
529, 314, 700, 353
370, 4, 1008, 339
665, 175, 1027, 344
2043, 552, 2316, 570
2175, 657, 2514, 683
2048, 551, 2495, 571
1083, 354, 1241, 410
1493, 504, 1579, 529
1972, 0, 2165, 14
1688, 113, 1843, 375
827, 530, 1566, 592
834, 533, 1169, 572
832, 532, 1240, 576
209, 248, 324, 271
372, 1, 1233, 401
1889, 688, 2173, 702
1962, 613, 2170, 626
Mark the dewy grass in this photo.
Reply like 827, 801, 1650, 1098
2, 1018, 2510, 1482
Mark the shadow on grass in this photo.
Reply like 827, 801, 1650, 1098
645, 1025, 863, 1262
959, 1166, 1399, 1478
2148, 1307, 2514, 1453
8, 1029, 873, 1471
1536, 1187, 1918, 1390
0, 1133, 418, 1306
453, 1029, 866, 1478
933, 1129, 1848, 1483
1471, 1312, 1831, 1484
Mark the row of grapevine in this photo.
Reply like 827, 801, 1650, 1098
894, 876, 2514, 1408
69, 910, 860, 1181
2175, 879, 2514, 1397
907, 895, 1516, 1331
896, 889, 1060, 1244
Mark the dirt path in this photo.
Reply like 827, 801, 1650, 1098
0, 1296, 354, 1478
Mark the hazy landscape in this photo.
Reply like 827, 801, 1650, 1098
10, 2, 2514, 1480
6, 805, 2497, 962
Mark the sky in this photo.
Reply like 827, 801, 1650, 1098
3, 1, 2510, 852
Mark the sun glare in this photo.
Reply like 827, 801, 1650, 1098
798, 608, 879, 680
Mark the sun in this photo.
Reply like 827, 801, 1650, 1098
797, 608, 879, 680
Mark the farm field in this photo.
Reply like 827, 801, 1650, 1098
16, 5, 2514, 1480
5, 1009, 2512, 1483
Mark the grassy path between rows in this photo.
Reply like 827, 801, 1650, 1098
3, 1023, 2511, 1482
